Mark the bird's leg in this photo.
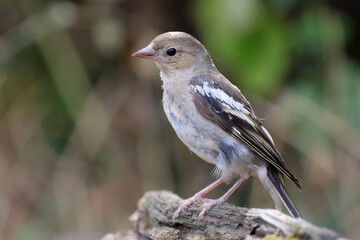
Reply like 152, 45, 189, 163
172, 177, 224, 220
197, 175, 249, 221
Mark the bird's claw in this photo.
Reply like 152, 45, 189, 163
172, 194, 211, 221
196, 197, 227, 221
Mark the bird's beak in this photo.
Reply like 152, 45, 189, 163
132, 45, 158, 61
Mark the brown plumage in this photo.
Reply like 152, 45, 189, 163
132, 31, 302, 219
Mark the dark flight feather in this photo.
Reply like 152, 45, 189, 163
190, 76, 302, 190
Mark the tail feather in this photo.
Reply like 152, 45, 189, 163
267, 169, 302, 218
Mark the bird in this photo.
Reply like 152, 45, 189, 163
132, 31, 302, 220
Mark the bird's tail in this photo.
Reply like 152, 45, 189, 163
266, 169, 302, 218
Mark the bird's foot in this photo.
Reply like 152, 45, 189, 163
172, 194, 211, 220
196, 196, 227, 221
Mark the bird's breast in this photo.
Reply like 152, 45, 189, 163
162, 90, 219, 165
162, 88, 256, 176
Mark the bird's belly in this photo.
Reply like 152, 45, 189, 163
163, 101, 219, 165
163, 96, 256, 175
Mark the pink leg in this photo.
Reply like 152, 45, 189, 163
197, 175, 249, 221
172, 178, 224, 220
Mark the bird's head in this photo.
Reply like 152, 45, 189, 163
132, 32, 214, 75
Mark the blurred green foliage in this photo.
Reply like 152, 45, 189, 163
195, 0, 292, 95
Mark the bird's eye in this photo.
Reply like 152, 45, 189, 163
166, 48, 177, 56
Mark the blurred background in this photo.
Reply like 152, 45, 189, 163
0, 0, 359, 239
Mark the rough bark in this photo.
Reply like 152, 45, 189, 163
101, 190, 347, 240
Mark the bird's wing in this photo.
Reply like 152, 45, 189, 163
190, 75, 301, 189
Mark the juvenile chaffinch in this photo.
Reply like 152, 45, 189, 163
132, 32, 302, 220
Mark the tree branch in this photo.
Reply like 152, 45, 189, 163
101, 190, 347, 240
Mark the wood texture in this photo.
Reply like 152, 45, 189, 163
101, 190, 347, 240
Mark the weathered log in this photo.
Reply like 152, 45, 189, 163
102, 190, 347, 240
